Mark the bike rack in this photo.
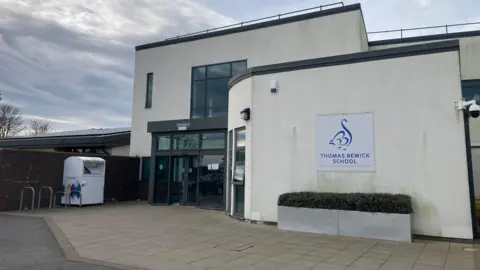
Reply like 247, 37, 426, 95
53, 191, 67, 209
37, 186, 53, 210
19, 187, 35, 212
68, 191, 82, 208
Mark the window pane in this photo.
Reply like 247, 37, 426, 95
199, 154, 225, 209
193, 66, 205, 80
207, 107, 227, 118
141, 157, 151, 181
173, 134, 199, 150
157, 136, 170, 150
232, 61, 247, 76
145, 73, 153, 108
201, 132, 225, 149
236, 129, 246, 147
154, 157, 169, 203
191, 109, 205, 119
206, 78, 229, 108
234, 149, 245, 182
192, 81, 205, 111
462, 81, 480, 102
207, 63, 230, 79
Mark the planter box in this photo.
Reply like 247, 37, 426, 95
278, 206, 411, 242
338, 210, 411, 242
278, 206, 338, 235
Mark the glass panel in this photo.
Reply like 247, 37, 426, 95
192, 81, 206, 111
227, 131, 233, 211
171, 157, 185, 204
199, 155, 225, 209
206, 78, 230, 108
234, 149, 245, 182
146, 73, 153, 108
156, 136, 171, 150
236, 129, 246, 147
141, 157, 151, 181
207, 63, 230, 79
201, 133, 225, 149
154, 157, 169, 203
193, 66, 206, 80
234, 185, 245, 217
231, 61, 247, 76
186, 157, 198, 204
207, 107, 228, 118
463, 81, 480, 146
172, 134, 199, 150
191, 109, 205, 119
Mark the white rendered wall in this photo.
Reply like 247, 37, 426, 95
370, 36, 480, 80
371, 37, 480, 152
228, 78, 253, 218
230, 50, 472, 239
130, 9, 368, 156
108, 145, 130, 156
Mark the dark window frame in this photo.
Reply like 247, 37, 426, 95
190, 60, 247, 119
145, 72, 153, 108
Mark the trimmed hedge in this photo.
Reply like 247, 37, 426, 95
278, 192, 413, 214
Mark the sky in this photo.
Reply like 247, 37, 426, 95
1, 0, 479, 132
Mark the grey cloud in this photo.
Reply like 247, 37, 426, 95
0, 0, 234, 131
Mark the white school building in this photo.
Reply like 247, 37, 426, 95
130, 2, 480, 239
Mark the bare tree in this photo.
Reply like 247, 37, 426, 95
30, 119, 52, 135
0, 104, 24, 138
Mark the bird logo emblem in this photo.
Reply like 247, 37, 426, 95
329, 119, 352, 150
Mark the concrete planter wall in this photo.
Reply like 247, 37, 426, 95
278, 206, 411, 242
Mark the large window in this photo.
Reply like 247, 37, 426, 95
145, 73, 153, 108
191, 60, 247, 118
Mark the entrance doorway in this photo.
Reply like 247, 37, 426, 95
149, 130, 227, 210
170, 156, 198, 205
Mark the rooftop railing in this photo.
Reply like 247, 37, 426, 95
165, 2, 345, 41
368, 22, 480, 41
162, 1, 479, 44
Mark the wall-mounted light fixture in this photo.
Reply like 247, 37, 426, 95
240, 108, 251, 121
270, 80, 278, 93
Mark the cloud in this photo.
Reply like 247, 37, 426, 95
0, 0, 235, 132
1, 0, 478, 133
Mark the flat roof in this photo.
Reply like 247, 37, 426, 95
135, 3, 361, 51
0, 128, 131, 149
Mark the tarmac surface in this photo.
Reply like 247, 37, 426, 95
0, 215, 119, 270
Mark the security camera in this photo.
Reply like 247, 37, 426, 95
470, 104, 480, 118
456, 99, 480, 119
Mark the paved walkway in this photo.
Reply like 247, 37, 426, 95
0, 215, 118, 270
6, 202, 480, 270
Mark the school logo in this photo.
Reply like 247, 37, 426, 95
329, 119, 352, 150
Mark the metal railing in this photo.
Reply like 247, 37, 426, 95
37, 186, 53, 210
368, 22, 480, 41
54, 190, 83, 208
165, 2, 344, 41
19, 187, 35, 212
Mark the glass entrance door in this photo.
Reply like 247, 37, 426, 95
171, 156, 198, 205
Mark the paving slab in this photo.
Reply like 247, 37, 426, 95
4, 202, 480, 270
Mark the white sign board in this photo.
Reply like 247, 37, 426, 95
316, 112, 376, 172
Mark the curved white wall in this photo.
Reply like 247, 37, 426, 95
228, 78, 253, 218
229, 50, 473, 239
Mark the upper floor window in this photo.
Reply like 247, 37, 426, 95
191, 60, 247, 119
145, 73, 153, 108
